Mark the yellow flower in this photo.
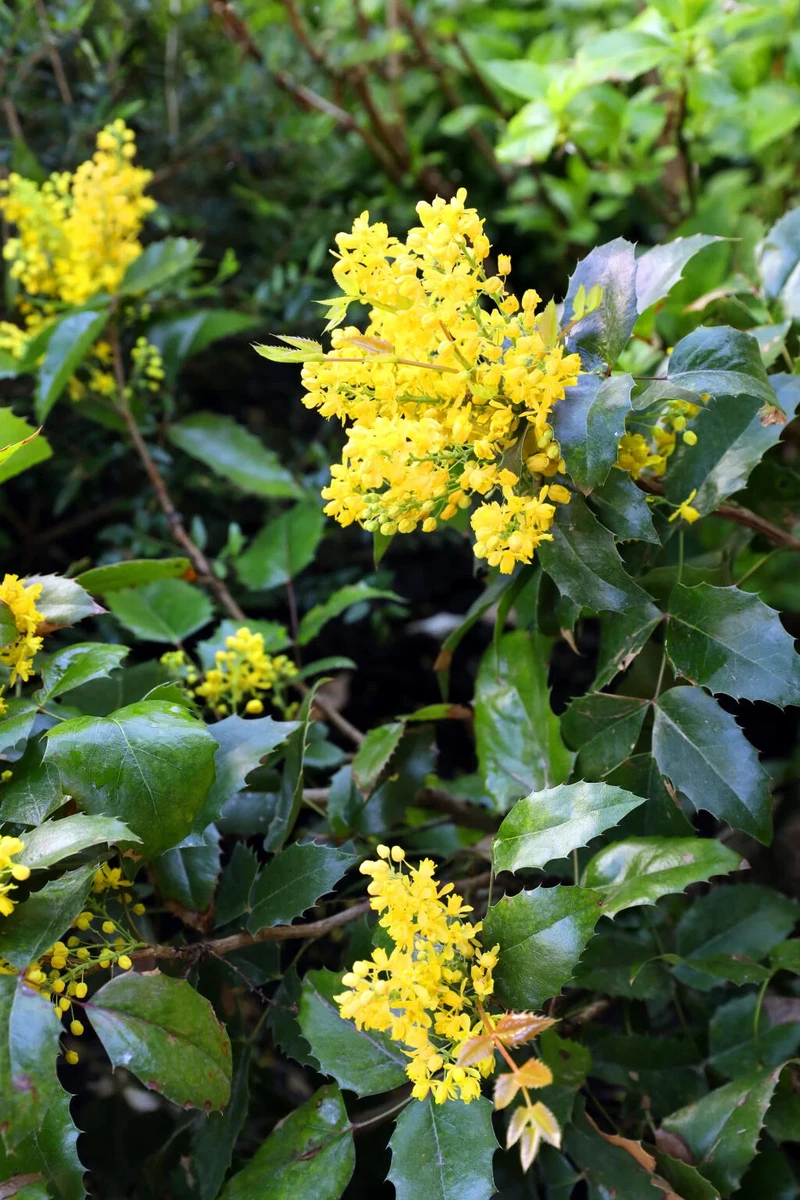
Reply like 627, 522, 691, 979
194, 627, 297, 712
0, 836, 29, 917
669, 489, 701, 524
0, 574, 44, 684
92, 864, 132, 894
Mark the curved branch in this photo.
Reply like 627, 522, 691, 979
636, 477, 800, 553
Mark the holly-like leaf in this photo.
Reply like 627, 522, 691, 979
483, 886, 602, 1010
35, 310, 109, 422
561, 694, 649, 780
756, 205, 800, 312
36, 643, 129, 703
388, 1095, 498, 1200
265, 688, 319, 852
666, 584, 800, 707
17, 814, 138, 870
583, 836, 745, 918
236, 503, 325, 591
563, 1100, 664, 1199
298, 582, 403, 645
87, 971, 231, 1111
661, 1069, 782, 1196
214, 842, 259, 928
152, 823, 221, 912
247, 842, 357, 932
493, 782, 646, 873
0, 741, 64, 825
0, 866, 95, 969
119, 236, 200, 294
219, 1084, 354, 1200
607, 753, 695, 838
167, 412, 301, 499
44, 700, 217, 857
562, 238, 638, 370
191, 1042, 252, 1200
74, 557, 191, 595
709, 994, 800, 1080
589, 471, 661, 545
106, 579, 213, 644
675, 883, 797, 987
652, 686, 773, 844
0, 977, 62, 1149
26, 575, 103, 629
594, 605, 662, 690
635, 235, 723, 313
149, 310, 261, 385
352, 721, 405, 794
474, 632, 573, 813
561, 374, 634, 491
298, 969, 408, 1097
538, 496, 651, 614
0, 701, 38, 755
3, 1084, 84, 1200
634, 327, 776, 410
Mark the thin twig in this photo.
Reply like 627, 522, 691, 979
34, 0, 73, 106
637, 477, 800, 553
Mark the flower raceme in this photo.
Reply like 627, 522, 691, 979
336, 847, 560, 1166
0, 573, 44, 688
161, 626, 298, 717
0, 836, 30, 917
257, 190, 581, 574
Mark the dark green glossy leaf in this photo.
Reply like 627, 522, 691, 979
538, 496, 651, 614
388, 1095, 497, 1200
152, 823, 220, 912
298, 968, 408, 1096
709, 993, 800, 1080
635, 235, 723, 312
566, 374, 635, 491
190, 713, 297, 837
74, 557, 190, 595
564, 1099, 663, 1199
267, 965, 319, 1071
756, 206, 800, 309
214, 842, 259, 928
35, 310, 109, 422
666, 584, 800, 707
474, 632, 572, 813
562, 694, 649, 780
248, 842, 356, 932
2, 1084, 84, 1200
106, 579, 213, 644
167, 412, 300, 498
266, 688, 319, 851
26, 575, 102, 629
563, 238, 638, 370
0, 741, 64, 825
493, 782, 645, 873
191, 1042, 251, 1200
148, 309, 259, 384
676, 884, 797, 988
662, 953, 770, 986
352, 721, 405, 795
44, 700, 217, 857
587, 1033, 705, 1121
607, 753, 694, 837
572, 928, 669, 999
540, 1029, 591, 1088
662, 1069, 782, 1196
583, 836, 744, 918
435, 573, 515, 697
634, 327, 775, 410
0, 976, 62, 1150
236, 503, 324, 591
219, 1084, 354, 1200
594, 606, 662, 690
18, 814, 138, 870
119, 236, 200, 294
36, 643, 129, 702
652, 686, 773, 844
0, 409, 51, 486
298, 582, 402, 645
589, 471, 661, 544
0, 866, 94, 969
653, 1152, 721, 1200
0, 702, 38, 755
483, 885, 601, 1009
87, 971, 231, 1111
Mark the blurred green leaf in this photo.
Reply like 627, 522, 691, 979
168, 412, 300, 498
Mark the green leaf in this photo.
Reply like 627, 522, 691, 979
662, 953, 770, 987
388, 1096, 498, 1200
0, 866, 94, 970
190, 713, 298, 836
562, 694, 649, 780
152, 824, 220, 912
635, 235, 723, 313
167, 412, 300, 499
561, 374, 634, 491
247, 842, 356, 932
17, 814, 138, 870
0, 741, 63, 825
266, 688, 319, 852
578, 28, 674, 83
74, 557, 190, 594
589, 471, 661, 544
35, 310, 109, 422
4, 1084, 84, 1200
119, 237, 200, 295
298, 582, 403, 645
594, 605, 662, 690
36, 643, 129, 702
666, 584, 800, 707
0, 976, 62, 1149
0, 409, 51, 485
572, 928, 669, 999
583, 836, 744, 918
237, 503, 324, 591
709, 994, 800, 1080
563, 239, 638, 370
191, 1042, 251, 1200
149, 310, 261, 386
565, 1106, 665, 1197
87, 971, 231, 1111
197, 619, 291, 667
474, 631, 573, 813
495, 99, 559, 165
586, 1033, 705, 1122
540, 1028, 592, 1088
219, 1084, 354, 1200
652, 686, 773, 844
676, 883, 797, 981
298, 969, 408, 1096
0, 599, 16, 649
214, 842, 259, 928
538, 496, 651, 614
634, 327, 775, 411
44, 700, 217, 857
493, 782, 646, 873
268, 965, 319, 1070
352, 721, 405, 795
0, 702, 38, 755
483, 885, 602, 1009
106, 579, 213, 644
483, 59, 548, 101
662, 1069, 782, 1196
26, 575, 103, 628
756, 206, 800, 310
606, 752, 695, 837
436, 573, 514, 696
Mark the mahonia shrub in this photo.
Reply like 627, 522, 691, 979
1, 119, 800, 1199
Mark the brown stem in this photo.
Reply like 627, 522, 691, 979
450, 32, 510, 117
636, 477, 800, 553
34, 0, 73, 106
674, 81, 695, 214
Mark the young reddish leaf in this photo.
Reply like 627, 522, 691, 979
515, 1058, 553, 1090
456, 1033, 495, 1068
493, 1071, 520, 1110
494, 1012, 557, 1047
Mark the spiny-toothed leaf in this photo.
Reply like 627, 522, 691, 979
352, 721, 405, 794
388, 1095, 498, 1200
247, 842, 357, 932
561, 695, 649, 780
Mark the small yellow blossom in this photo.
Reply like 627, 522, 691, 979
0, 574, 44, 683
194, 627, 297, 714
669, 489, 701, 524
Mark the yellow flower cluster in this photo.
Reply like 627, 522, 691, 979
163, 627, 299, 717
337, 847, 499, 1103
274, 190, 581, 574
616, 397, 701, 480
130, 337, 166, 394
0, 573, 44, 685
0, 836, 30, 917
0, 119, 154, 315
